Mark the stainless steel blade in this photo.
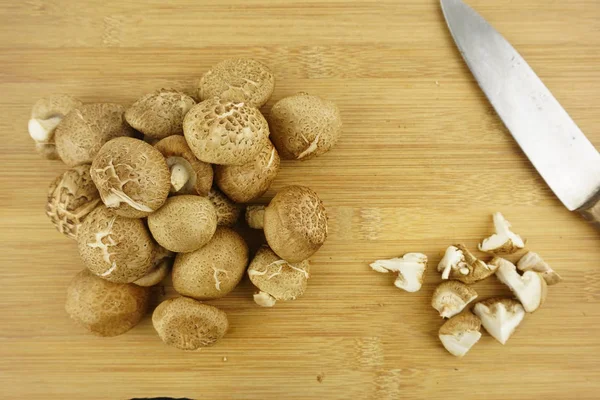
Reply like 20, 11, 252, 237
441, 0, 600, 211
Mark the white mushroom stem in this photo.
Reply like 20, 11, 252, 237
479, 212, 525, 253
370, 253, 428, 293
438, 246, 465, 280
28, 116, 62, 142
170, 163, 190, 192
254, 291, 277, 307
493, 258, 546, 313
246, 205, 265, 229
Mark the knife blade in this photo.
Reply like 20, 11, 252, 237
440, 0, 600, 225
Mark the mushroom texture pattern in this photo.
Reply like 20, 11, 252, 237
438, 312, 482, 357
437, 244, 498, 284
431, 281, 478, 318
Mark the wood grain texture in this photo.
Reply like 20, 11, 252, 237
1, 0, 600, 399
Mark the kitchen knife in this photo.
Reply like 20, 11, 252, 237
440, 0, 600, 227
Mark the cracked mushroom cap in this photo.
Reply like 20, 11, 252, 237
46, 164, 101, 240
199, 58, 275, 108
214, 140, 280, 203
125, 89, 196, 139
172, 227, 249, 300
437, 244, 498, 284
183, 98, 270, 165
431, 281, 478, 318
438, 312, 482, 357
65, 269, 150, 337
245, 205, 265, 229
91, 137, 171, 218
248, 245, 310, 307
152, 296, 229, 351
517, 251, 562, 286
473, 297, 525, 345
264, 185, 328, 263
479, 212, 525, 254
207, 187, 243, 227
492, 257, 547, 313
55, 103, 135, 166
148, 195, 218, 253
369, 253, 428, 292
133, 245, 174, 287
154, 135, 213, 196
28, 94, 83, 160
77, 206, 155, 283
268, 93, 342, 161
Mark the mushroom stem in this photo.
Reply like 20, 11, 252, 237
253, 291, 277, 307
245, 205, 265, 229
28, 116, 63, 142
170, 163, 190, 192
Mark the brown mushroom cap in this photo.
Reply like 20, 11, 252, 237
154, 135, 213, 196
46, 164, 101, 240
207, 188, 243, 227
91, 137, 171, 218
125, 89, 196, 139
55, 103, 135, 166
77, 206, 155, 283
248, 245, 310, 301
65, 269, 150, 337
172, 227, 249, 300
264, 185, 328, 263
199, 58, 275, 108
268, 93, 342, 160
214, 140, 280, 203
148, 195, 218, 253
152, 296, 229, 350
183, 98, 270, 165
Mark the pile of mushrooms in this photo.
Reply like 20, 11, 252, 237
369, 212, 562, 357
31, 58, 342, 351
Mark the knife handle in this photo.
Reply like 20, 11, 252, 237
578, 190, 600, 228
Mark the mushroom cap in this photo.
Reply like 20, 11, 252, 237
214, 140, 280, 203
172, 227, 249, 300
152, 297, 228, 351
245, 205, 265, 229
148, 195, 218, 253
492, 257, 547, 313
431, 281, 478, 318
31, 94, 83, 120
154, 135, 213, 196
55, 103, 135, 166
183, 98, 270, 165
65, 269, 150, 337
207, 187, 243, 227
125, 89, 196, 139
248, 245, 310, 301
46, 164, 101, 240
199, 58, 275, 108
438, 312, 482, 357
268, 93, 342, 160
91, 137, 171, 218
473, 297, 525, 345
263, 185, 328, 263
77, 206, 155, 283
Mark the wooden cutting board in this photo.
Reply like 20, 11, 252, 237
1, 1, 599, 398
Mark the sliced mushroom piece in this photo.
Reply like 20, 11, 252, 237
437, 244, 498, 284
432, 281, 478, 318
253, 291, 277, 307
479, 212, 525, 254
245, 205, 265, 229
438, 312, 482, 357
517, 252, 562, 286
473, 297, 525, 345
491, 257, 547, 313
207, 187, 243, 227
369, 253, 428, 293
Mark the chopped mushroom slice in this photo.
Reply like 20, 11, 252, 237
437, 244, 497, 284
517, 252, 562, 286
491, 257, 547, 313
254, 291, 277, 307
432, 281, 478, 318
438, 312, 482, 357
478, 212, 525, 254
473, 298, 525, 345
369, 253, 428, 293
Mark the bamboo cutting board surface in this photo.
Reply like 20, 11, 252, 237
1, 1, 600, 399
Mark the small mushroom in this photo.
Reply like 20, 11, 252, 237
65, 269, 150, 337
517, 251, 562, 286
437, 244, 498, 284
77, 206, 155, 283
154, 135, 213, 196
478, 212, 525, 254
28, 94, 83, 160
491, 257, 547, 313
55, 103, 135, 166
263, 185, 328, 263
438, 312, 482, 357
473, 297, 525, 345
431, 281, 478, 318
172, 227, 249, 300
245, 205, 265, 229
125, 89, 196, 139
199, 58, 275, 108
147, 195, 218, 253
183, 98, 270, 165
248, 245, 310, 307
91, 137, 171, 218
207, 187, 243, 227
214, 140, 280, 203
46, 164, 101, 240
152, 297, 228, 351
369, 253, 428, 293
